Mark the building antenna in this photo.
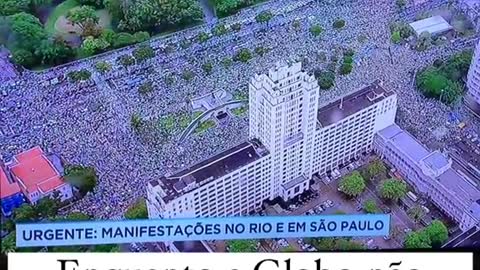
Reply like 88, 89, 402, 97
339, 97, 344, 109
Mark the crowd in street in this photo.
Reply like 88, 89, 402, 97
0, 0, 479, 219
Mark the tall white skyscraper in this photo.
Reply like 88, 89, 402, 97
146, 62, 397, 220
466, 40, 480, 116
249, 62, 319, 201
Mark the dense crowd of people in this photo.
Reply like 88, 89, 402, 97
0, 0, 479, 219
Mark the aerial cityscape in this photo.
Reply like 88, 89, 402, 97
1, 0, 480, 253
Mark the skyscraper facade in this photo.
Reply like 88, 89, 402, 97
466, 40, 480, 115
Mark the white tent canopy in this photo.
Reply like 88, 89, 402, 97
409, 15, 453, 36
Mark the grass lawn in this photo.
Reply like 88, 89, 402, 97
195, 120, 216, 134
231, 106, 248, 116
45, 0, 79, 34
233, 90, 248, 100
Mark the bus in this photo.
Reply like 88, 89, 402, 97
406, 191, 418, 202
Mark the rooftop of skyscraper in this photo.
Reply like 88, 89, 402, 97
317, 80, 395, 127
149, 139, 269, 202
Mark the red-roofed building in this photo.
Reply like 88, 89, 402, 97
6, 146, 73, 204
0, 161, 25, 216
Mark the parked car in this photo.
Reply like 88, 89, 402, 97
383, 207, 391, 214
404, 228, 412, 233
326, 200, 333, 206
383, 235, 391, 241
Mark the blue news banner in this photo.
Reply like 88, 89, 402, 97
16, 214, 390, 247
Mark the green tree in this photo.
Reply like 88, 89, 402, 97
12, 49, 35, 68
309, 24, 323, 37
95, 61, 112, 73
333, 19, 346, 29
0, 0, 30, 16
133, 31, 150, 43
379, 178, 407, 202
119, 0, 203, 32
425, 220, 448, 247
227, 240, 257, 252
35, 38, 74, 65
309, 238, 335, 250
363, 199, 378, 214
91, 244, 120, 252
212, 24, 228, 36
64, 165, 98, 195
30, 0, 52, 10
118, 54, 135, 67
391, 31, 401, 44
100, 29, 117, 44
113, 32, 135, 48
196, 32, 210, 43
339, 171, 366, 197
67, 6, 99, 31
13, 203, 37, 223
365, 159, 387, 181
80, 20, 102, 38
35, 197, 59, 219
339, 62, 353, 75
104, 0, 123, 22
67, 69, 92, 81
255, 10, 273, 23
1, 232, 16, 253
233, 48, 252, 63
404, 231, 431, 249
125, 199, 148, 219
213, 0, 241, 17
1, 219, 15, 232
407, 205, 426, 223
314, 70, 335, 89
133, 44, 155, 62
138, 81, 154, 94
8, 12, 47, 53
182, 70, 195, 81
202, 61, 213, 75
335, 239, 365, 250
222, 57, 232, 67
131, 113, 143, 131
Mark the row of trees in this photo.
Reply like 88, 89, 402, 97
338, 160, 407, 202
212, 0, 261, 18
2, 12, 75, 68
106, 0, 203, 32
404, 220, 448, 248
416, 50, 473, 104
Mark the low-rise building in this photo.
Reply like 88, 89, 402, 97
0, 162, 25, 217
4, 146, 73, 204
374, 124, 480, 231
